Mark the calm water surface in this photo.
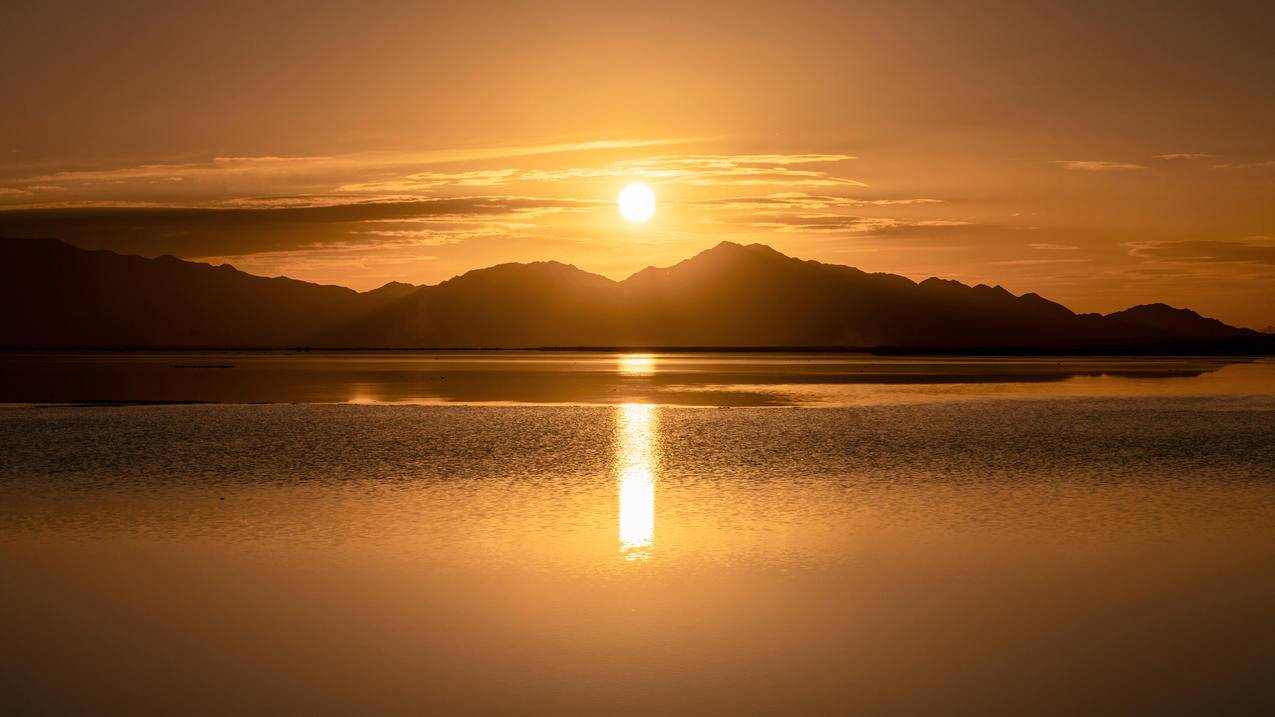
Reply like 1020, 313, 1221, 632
1, 354, 1273, 714
1, 350, 1272, 405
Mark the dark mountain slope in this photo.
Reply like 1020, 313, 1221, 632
0, 238, 407, 347
0, 237, 1262, 350
1103, 303, 1254, 339
612, 242, 1092, 347
315, 261, 621, 348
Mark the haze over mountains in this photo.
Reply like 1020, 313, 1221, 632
0, 237, 1265, 351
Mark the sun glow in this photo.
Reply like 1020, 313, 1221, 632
618, 183, 656, 223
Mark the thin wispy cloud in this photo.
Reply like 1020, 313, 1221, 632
0, 196, 600, 258
710, 213, 973, 235
0, 138, 701, 194
1212, 160, 1275, 169
1155, 153, 1215, 160
350, 231, 471, 246
1127, 238, 1275, 264
683, 193, 942, 211
338, 154, 866, 193
197, 240, 448, 288
991, 258, 1089, 265
1053, 160, 1146, 172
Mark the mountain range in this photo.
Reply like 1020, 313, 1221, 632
0, 237, 1267, 351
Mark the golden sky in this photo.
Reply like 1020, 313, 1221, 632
1, 1, 1273, 327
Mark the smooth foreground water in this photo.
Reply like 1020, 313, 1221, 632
1, 353, 1274, 714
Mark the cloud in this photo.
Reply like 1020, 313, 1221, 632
1028, 243, 1080, 251
0, 196, 599, 258
683, 192, 942, 211
215, 194, 397, 209
0, 196, 586, 228
990, 258, 1089, 266
352, 216, 542, 244
0, 188, 31, 197
623, 153, 856, 167
1155, 153, 1215, 160
711, 213, 972, 235
352, 231, 467, 244
1053, 160, 1146, 171
197, 240, 447, 289
683, 187, 968, 240
339, 154, 865, 193
1127, 238, 1275, 264
1, 138, 700, 192
613, 154, 863, 187
1212, 160, 1275, 169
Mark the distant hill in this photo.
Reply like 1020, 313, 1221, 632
0, 237, 1268, 351
0, 238, 400, 347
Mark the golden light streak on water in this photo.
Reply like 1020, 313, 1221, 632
617, 354, 656, 376
616, 403, 656, 560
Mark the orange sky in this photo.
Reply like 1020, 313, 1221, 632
1, 1, 1273, 327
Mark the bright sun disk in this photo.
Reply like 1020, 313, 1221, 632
618, 183, 656, 223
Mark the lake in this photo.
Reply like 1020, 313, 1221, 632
2, 353, 1273, 714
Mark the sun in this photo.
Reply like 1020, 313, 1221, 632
618, 183, 656, 223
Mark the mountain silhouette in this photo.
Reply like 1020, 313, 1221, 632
0, 237, 1266, 351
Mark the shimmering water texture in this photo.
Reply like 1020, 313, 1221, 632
1, 355, 1273, 714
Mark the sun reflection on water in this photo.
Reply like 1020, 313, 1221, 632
617, 354, 656, 376
617, 403, 657, 560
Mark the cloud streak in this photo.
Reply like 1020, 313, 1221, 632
1212, 160, 1275, 169
0, 138, 701, 195
1127, 238, 1275, 264
0, 196, 601, 257
710, 213, 972, 235
1053, 160, 1146, 171
338, 154, 865, 193
682, 192, 942, 211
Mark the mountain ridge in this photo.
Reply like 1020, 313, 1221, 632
0, 236, 1266, 351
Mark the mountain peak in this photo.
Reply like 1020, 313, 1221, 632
443, 259, 616, 291
362, 281, 419, 301
682, 241, 797, 270
701, 240, 789, 259
622, 241, 801, 288
1105, 303, 1257, 338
